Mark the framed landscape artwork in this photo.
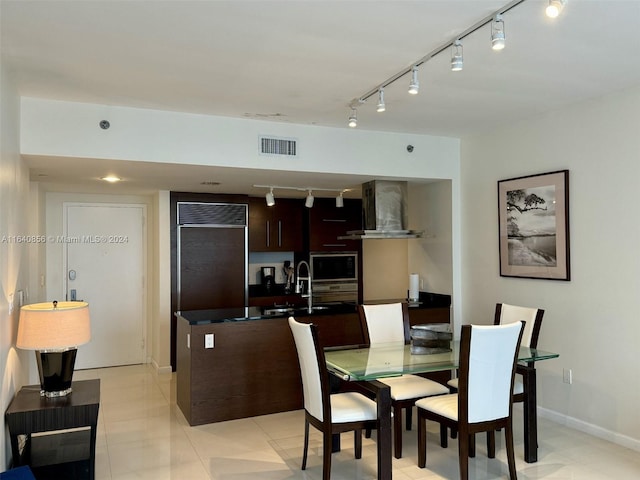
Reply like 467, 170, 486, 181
497, 170, 570, 280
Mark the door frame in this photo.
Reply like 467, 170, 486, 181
62, 202, 148, 365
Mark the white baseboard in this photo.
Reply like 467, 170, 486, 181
538, 407, 640, 453
151, 358, 173, 375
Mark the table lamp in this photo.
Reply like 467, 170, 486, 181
16, 300, 91, 398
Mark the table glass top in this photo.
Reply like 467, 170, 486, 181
324, 342, 559, 381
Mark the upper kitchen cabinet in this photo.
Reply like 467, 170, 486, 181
249, 197, 303, 252
306, 198, 362, 252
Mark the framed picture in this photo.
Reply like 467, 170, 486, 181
498, 170, 570, 280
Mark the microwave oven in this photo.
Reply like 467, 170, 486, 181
310, 252, 358, 283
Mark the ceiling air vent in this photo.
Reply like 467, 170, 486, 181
259, 136, 297, 156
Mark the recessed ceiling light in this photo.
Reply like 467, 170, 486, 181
101, 175, 121, 183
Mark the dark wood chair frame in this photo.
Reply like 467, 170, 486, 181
358, 303, 445, 459
294, 321, 379, 480
418, 322, 525, 480
450, 302, 545, 454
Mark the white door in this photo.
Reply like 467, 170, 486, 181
64, 203, 146, 369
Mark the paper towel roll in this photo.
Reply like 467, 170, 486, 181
409, 274, 420, 301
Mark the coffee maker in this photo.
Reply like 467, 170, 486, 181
261, 266, 276, 293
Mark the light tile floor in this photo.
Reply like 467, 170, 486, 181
76, 365, 640, 479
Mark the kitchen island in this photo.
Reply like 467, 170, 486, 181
176, 293, 450, 426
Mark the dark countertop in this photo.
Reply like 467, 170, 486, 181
177, 303, 358, 325
364, 291, 451, 309
176, 291, 450, 326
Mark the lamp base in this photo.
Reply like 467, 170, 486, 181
35, 348, 78, 397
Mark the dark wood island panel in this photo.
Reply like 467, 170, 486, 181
176, 311, 365, 426
176, 294, 450, 426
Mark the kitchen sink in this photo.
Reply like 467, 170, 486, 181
263, 307, 295, 315
295, 305, 330, 312
262, 305, 333, 316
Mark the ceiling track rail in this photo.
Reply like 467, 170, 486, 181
350, 0, 528, 108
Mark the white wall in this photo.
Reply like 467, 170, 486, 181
21, 98, 459, 180
152, 191, 171, 372
461, 85, 640, 450
0, 67, 33, 468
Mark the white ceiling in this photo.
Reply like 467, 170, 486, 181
2, 0, 640, 196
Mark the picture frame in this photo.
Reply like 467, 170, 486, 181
497, 170, 570, 280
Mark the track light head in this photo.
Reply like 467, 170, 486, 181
376, 89, 386, 112
305, 190, 314, 208
348, 108, 357, 128
408, 66, 419, 95
336, 192, 344, 208
546, 0, 566, 18
451, 41, 463, 71
265, 187, 275, 207
491, 14, 505, 50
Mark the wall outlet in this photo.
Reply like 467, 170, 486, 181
563, 368, 573, 384
205, 333, 214, 349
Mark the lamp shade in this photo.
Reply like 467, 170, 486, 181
17, 301, 91, 351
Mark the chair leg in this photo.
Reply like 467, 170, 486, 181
458, 428, 469, 480
405, 405, 413, 430
354, 429, 362, 459
322, 430, 333, 480
393, 404, 403, 459
417, 412, 427, 468
451, 426, 457, 439
302, 419, 309, 470
365, 427, 372, 438
505, 422, 518, 480
468, 433, 476, 458
439, 423, 448, 448
487, 430, 496, 458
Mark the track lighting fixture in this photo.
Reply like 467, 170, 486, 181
376, 89, 386, 112
491, 14, 506, 50
305, 190, 315, 208
348, 108, 357, 128
408, 66, 419, 95
348, 0, 562, 125
255, 185, 351, 209
546, 0, 566, 18
451, 41, 463, 71
265, 187, 275, 206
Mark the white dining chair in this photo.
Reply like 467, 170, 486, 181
358, 302, 449, 459
416, 321, 525, 480
448, 303, 544, 403
288, 317, 378, 480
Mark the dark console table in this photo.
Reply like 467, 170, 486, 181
5, 379, 100, 480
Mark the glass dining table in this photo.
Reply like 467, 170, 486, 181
324, 341, 559, 480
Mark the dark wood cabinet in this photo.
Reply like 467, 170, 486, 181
176, 311, 363, 425
306, 197, 362, 252
408, 305, 452, 385
408, 306, 451, 326
249, 197, 303, 252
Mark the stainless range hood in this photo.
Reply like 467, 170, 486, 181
338, 180, 423, 240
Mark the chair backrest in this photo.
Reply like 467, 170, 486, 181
458, 322, 524, 424
494, 303, 544, 348
288, 317, 329, 422
358, 302, 410, 344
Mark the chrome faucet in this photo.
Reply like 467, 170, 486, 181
295, 260, 312, 313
